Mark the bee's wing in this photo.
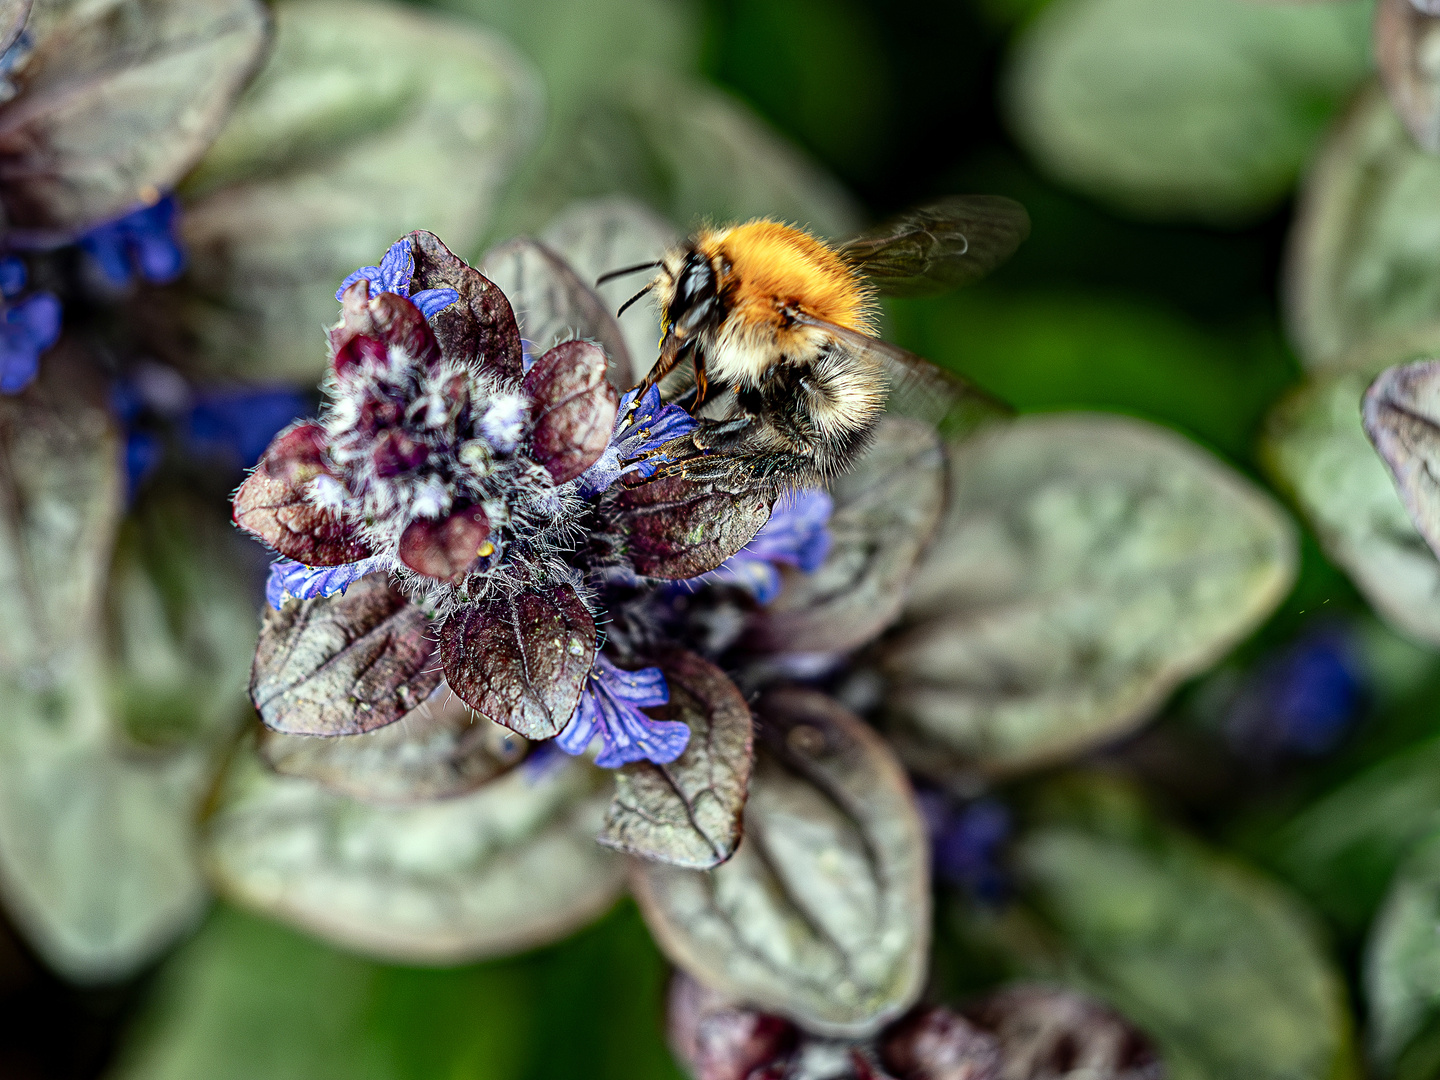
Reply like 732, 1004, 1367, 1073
791, 311, 1013, 435
836, 195, 1030, 298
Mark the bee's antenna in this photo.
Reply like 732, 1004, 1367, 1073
596, 260, 661, 286
616, 281, 656, 318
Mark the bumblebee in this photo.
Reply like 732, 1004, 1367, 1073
599, 196, 1030, 490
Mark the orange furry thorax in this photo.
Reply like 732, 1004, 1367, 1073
697, 220, 877, 336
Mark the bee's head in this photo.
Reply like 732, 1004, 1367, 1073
658, 243, 726, 346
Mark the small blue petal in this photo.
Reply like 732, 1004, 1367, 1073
0, 256, 26, 299
555, 655, 688, 768
265, 555, 390, 610
577, 385, 700, 497
1226, 623, 1367, 758
0, 292, 61, 394
184, 388, 311, 469
78, 196, 185, 286
124, 429, 165, 501
335, 239, 416, 302
412, 287, 459, 318
933, 798, 1012, 904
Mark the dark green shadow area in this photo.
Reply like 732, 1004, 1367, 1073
111, 902, 682, 1080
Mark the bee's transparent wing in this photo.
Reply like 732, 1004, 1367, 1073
791, 312, 1012, 436
837, 195, 1030, 298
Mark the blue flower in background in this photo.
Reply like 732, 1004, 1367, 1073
555, 654, 688, 768
1226, 622, 1367, 758
337, 239, 458, 318
919, 792, 1012, 905
266, 555, 392, 610
79, 195, 186, 286
185, 388, 311, 470
0, 290, 60, 394
679, 489, 832, 603
578, 384, 699, 497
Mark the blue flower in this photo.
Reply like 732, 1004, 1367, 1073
922, 794, 1012, 905
1226, 623, 1367, 758
266, 555, 392, 610
676, 489, 833, 603
577, 384, 700, 497
185, 388, 311, 470
336, 239, 458, 318
555, 654, 689, 768
0, 290, 61, 394
79, 195, 186, 286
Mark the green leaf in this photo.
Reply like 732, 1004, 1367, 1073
881, 412, 1297, 776
1287, 85, 1440, 372
204, 742, 626, 964
1363, 359, 1440, 563
0, 0, 270, 237
258, 683, 529, 804
0, 483, 256, 981
110, 902, 685, 1080
1262, 364, 1440, 646
1365, 833, 1440, 1074
631, 688, 929, 1038
1375, 0, 1440, 155
600, 649, 754, 870
749, 416, 945, 655
172, 0, 543, 381
978, 776, 1358, 1080
1004, 0, 1372, 224
1269, 736, 1440, 936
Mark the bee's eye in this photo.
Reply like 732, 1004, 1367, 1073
671, 252, 718, 334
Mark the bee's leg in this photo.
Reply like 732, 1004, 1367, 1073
691, 354, 710, 411
624, 334, 686, 419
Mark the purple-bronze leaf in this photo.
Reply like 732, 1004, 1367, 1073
599, 649, 754, 869
405, 230, 522, 379
249, 575, 441, 736
749, 417, 943, 653
233, 428, 370, 567
0, 0, 271, 237
879, 1007, 1002, 1080
612, 473, 774, 579
330, 282, 440, 375
962, 986, 1162, 1080
438, 584, 595, 740
524, 339, 618, 484
1377, 0, 1440, 154
666, 973, 800, 1080
258, 681, 528, 804
397, 504, 490, 583
1363, 359, 1440, 561
482, 237, 634, 388
630, 687, 930, 1038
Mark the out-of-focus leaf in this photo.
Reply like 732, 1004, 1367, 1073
1377, 0, 1440, 155
172, 0, 542, 381
539, 197, 678, 384
523, 339, 618, 484
882, 413, 1297, 776
977, 777, 1356, 1080
749, 417, 944, 655
1364, 359, 1440, 560
600, 650, 753, 869
612, 474, 774, 580
959, 985, 1161, 1080
204, 743, 625, 963
0, 489, 255, 982
666, 972, 802, 1080
110, 902, 681, 1080
1003, 0, 1371, 224
0, 341, 120, 677
1287, 85, 1440, 371
506, 68, 860, 242
407, 229, 523, 379
0, 0, 269, 237
251, 576, 441, 737
258, 681, 528, 804
0, 0, 27, 56
1262, 364, 1440, 646
631, 688, 929, 1038
483, 236, 634, 388
1269, 736, 1440, 935
1365, 834, 1440, 1074
438, 585, 595, 740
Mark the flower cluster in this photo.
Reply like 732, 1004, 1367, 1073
236, 232, 789, 769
